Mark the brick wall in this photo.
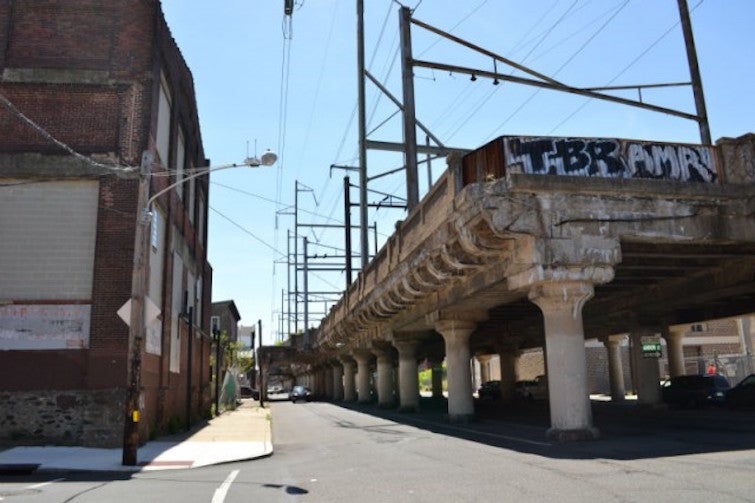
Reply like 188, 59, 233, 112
0, 0, 212, 446
2, 0, 154, 76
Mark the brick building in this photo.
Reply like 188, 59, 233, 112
0, 0, 213, 447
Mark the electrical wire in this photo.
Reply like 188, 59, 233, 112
212, 181, 344, 224
210, 206, 285, 259
483, 0, 629, 142
0, 90, 136, 176
548, 0, 704, 134
443, 0, 581, 144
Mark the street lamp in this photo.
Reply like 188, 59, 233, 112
145, 150, 278, 209
122, 149, 276, 466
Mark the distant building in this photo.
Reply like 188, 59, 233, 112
212, 301, 242, 344
0, 1, 212, 446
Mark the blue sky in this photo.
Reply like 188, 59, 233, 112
161, 0, 754, 345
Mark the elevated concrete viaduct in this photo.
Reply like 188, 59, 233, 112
274, 133, 755, 441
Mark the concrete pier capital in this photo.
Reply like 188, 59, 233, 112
528, 280, 595, 314
511, 264, 614, 293
602, 334, 627, 348
351, 349, 374, 365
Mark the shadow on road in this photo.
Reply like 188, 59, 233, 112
331, 397, 755, 460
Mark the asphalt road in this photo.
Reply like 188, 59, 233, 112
2, 399, 754, 502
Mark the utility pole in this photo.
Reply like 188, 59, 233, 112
357, 0, 369, 269
294, 185, 299, 335
677, 0, 711, 145
343, 176, 353, 287
122, 150, 153, 466
287, 229, 292, 337
303, 236, 310, 348
399, 5, 419, 210
213, 325, 221, 416
184, 301, 193, 432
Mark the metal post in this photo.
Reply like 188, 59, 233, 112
426, 135, 432, 191
214, 329, 221, 414
399, 6, 419, 210
294, 185, 299, 335
286, 229, 292, 337
677, 0, 711, 145
254, 319, 260, 389
122, 150, 152, 466
185, 304, 193, 432
357, 0, 369, 269
344, 176, 353, 287
303, 236, 310, 348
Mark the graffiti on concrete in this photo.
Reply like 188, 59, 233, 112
0, 304, 91, 350
504, 137, 717, 182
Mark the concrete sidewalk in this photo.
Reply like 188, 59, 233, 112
0, 400, 272, 473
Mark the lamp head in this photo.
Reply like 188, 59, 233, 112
260, 150, 277, 166
245, 150, 277, 167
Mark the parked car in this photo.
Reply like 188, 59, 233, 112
477, 380, 501, 400
239, 385, 259, 400
726, 374, 755, 409
661, 374, 730, 408
515, 375, 548, 401
289, 385, 313, 403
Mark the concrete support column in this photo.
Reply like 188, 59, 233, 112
310, 370, 318, 397
496, 348, 518, 402
325, 366, 334, 399
477, 354, 492, 386
434, 320, 476, 421
663, 327, 686, 377
393, 362, 401, 404
332, 362, 344, 401
373, 348, 395, 408
315, 369, 325, 398
603, 334, 627, 402
529, 281, 598, 441
394, 339, 421, 412
630, 328, 663, 406
431, 362, 444, 398
340, 357, 357, 402
352, 350, 373, 403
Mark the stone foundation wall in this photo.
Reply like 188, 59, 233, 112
0, 388, 125, 447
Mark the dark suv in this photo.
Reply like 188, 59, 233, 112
661, 374, 731, 408
289, 385, 312, 403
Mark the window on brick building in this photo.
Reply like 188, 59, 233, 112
188, 176, 196, 224
156, 74, 172, 169
170, 248, 184, 373
198, 194, 206, 249
175, 128, 186, 200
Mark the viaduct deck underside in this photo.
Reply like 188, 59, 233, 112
315, 172, 754, 360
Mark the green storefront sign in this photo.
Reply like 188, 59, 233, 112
641, 337, 662, 358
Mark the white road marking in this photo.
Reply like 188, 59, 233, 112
27, 478, 66, 489
212, 469, 239, 503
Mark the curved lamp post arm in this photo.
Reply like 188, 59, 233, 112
146, 152, 277, 210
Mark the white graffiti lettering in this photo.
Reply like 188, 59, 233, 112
504, 137, 716, 183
